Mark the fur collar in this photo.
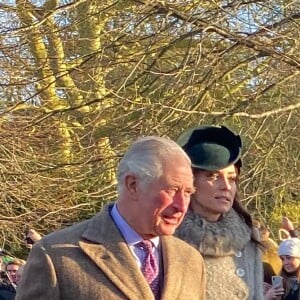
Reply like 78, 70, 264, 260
176, 209, 251, 257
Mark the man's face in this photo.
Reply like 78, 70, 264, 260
6, 263, 19, 283
133, 155, 194, 239
191, 164, 237, 221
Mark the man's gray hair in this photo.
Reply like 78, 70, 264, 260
117, 136, 191, 193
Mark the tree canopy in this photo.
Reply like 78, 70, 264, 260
0, 0, 299, 256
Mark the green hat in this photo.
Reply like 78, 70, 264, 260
177, 125, 242, 171
2, 256, 14, 264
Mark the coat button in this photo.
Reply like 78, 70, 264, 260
235, 250, 242, 258
237, 290, 246, 298
236, 268, 245, 277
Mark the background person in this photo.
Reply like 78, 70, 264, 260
0, 250, 13, 273
15, 265, 25, 287
0, 257, 23, 300
281, 217, 299, 239
176, 125, 264, 300
264, 238, 300, 300
254, 220, 282, 284
23, 229, 42, 249
16, 136, 206, 300
0, 283, 15, 300
5, 259, 25, 287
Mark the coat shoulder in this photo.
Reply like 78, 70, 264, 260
38, 218, 91, 248
38, 206, 111, 248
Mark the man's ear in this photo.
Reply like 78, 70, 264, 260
124, 174, 139, 196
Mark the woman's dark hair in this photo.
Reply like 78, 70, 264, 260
232, 193, 262, 246
232, 166, 264, 248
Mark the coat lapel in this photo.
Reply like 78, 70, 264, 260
79, 205, 154, 300
160, 236, 185, 300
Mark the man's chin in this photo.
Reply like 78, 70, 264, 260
155, 224, 178, 236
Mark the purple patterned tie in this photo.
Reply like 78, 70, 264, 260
139, 240, 160, 298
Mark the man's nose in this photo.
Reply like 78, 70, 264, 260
173, 191, 189, 212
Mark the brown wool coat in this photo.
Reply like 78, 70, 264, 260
16, 204, 206, 300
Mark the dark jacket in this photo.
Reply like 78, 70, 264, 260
0, 282, 16, 300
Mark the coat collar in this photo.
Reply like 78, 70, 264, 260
176, 208, 251, 256
79, 204, 153, 300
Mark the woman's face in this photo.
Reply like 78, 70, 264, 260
281, 255, 300, 273
191, 164, 237, 222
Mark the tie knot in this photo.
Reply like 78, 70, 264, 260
138, 240, 153, 253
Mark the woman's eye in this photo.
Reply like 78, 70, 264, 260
207, 174, 218, 180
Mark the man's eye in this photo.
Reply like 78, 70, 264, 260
184, 189, 194, 197
167, 188, 177, 195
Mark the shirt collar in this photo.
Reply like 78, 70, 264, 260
111, 203, 159, 247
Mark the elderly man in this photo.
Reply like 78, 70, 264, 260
16, 136, 206, 300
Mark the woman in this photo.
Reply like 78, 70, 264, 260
176, 125, 264, 299
264, 238, 300, 300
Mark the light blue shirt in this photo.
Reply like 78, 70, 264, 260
111, 204, 160, 269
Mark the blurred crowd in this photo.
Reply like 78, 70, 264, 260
0, 229, 41, 300
255, 217, 299, 300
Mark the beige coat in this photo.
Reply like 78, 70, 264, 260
16, 204, 206, 300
